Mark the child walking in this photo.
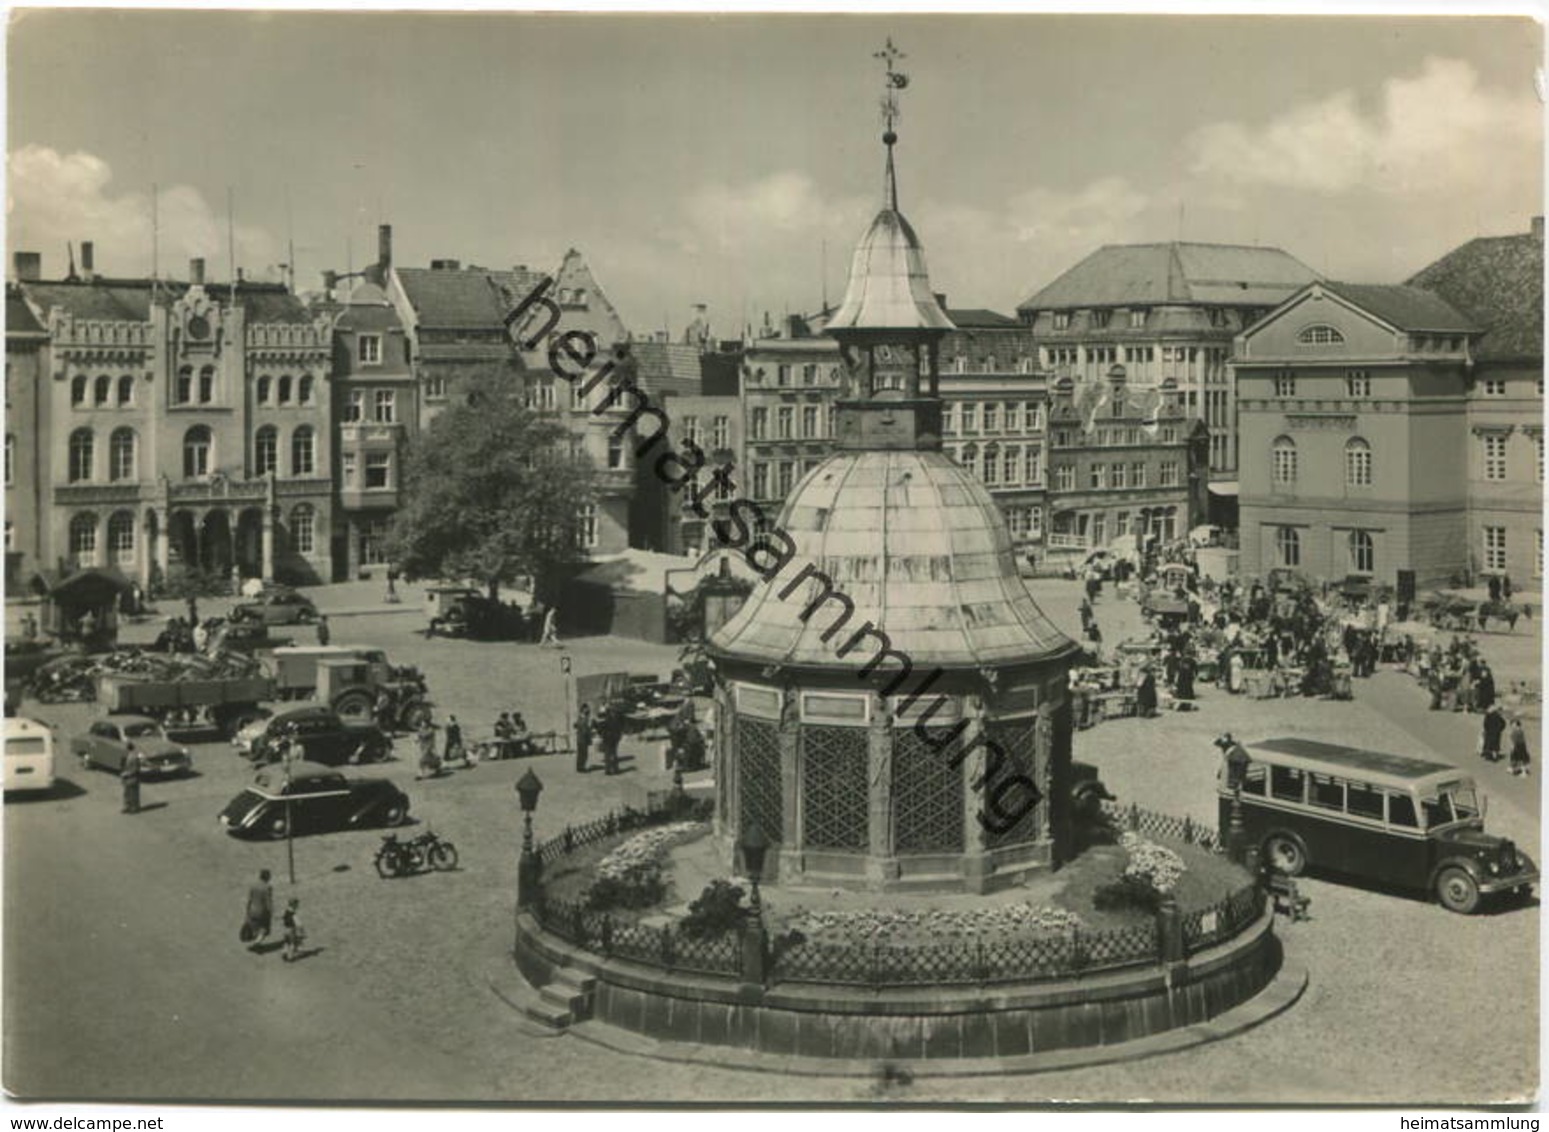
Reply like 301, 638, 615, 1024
282, 897, 306, 962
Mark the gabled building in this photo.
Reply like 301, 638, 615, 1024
1044, 368, 1208, 553
13, 248, 336, 586
1233, 280, 1480, 586
6, 280, 50, 591
1407, 219, 1545, 585
1017, 241, 1319, 480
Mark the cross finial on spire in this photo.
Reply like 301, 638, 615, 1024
872, 37, 909, 211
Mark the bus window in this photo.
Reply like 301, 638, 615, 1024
1270, 765, 1305, 803
1420, 795, 1452, 828
1309, 773, 1343, 811
1346, 782, 1385, 820
1440, 781, 1480, 820
1240, 766, 1267, 797
1387, 793, 1418, 827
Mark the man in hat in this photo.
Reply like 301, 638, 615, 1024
1481, 705, 1506, 763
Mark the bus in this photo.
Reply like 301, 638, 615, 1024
1220, 737, 1536, 914
4, 716, 56, 796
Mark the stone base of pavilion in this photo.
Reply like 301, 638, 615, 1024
511, 907, 1287, 1064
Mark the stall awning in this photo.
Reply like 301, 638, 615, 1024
1207, 481, 1240, 497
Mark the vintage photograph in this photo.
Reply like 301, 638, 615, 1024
2, 6, 1541, 1110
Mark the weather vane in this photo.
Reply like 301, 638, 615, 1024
874, 37, 909, 141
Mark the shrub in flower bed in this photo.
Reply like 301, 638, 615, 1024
1094, 832, 1187, 913
583, 821, 706, 913
783, 903, 1084, 947
679, 879, 751, 939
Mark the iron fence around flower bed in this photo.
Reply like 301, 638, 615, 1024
1181, 881, 1265, 955
1102, 799, 1224, 853
532, 890, 743, 977
536, 798, 710, 867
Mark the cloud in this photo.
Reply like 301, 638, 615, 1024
1187, 57, 1541, 198
7, 144, 281, 279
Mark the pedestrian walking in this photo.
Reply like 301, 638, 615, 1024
242, 869, 274, 949
540, 606, 560, 648
574, 703, 593, 773
1481, 705, 1506, 763
1474, 664, 1496, 713
1135, 667, 1158, 719
120, 750, 141, 814
415, 719, 440, 779
444, 714, 464, 765
281, 898, 306, 962
316, 615, 331, 646
599, 703, 625, 776
384, 568, 400, 604
1508, 717, 1532, 776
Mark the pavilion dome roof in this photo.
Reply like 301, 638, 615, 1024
709, 449, 1077, 671
827, 209, 956, 336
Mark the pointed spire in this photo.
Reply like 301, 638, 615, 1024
874, 36, 908, 212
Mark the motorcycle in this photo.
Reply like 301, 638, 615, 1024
374, 832, 425, 879
411, 829, 459, 871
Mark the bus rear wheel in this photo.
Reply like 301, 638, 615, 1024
1263, 833, 1307, 877
1436, 867, 1481, 914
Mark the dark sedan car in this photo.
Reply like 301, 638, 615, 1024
218, 761, 409, 839
246, 706, 391, 767
231, 589, 319, 626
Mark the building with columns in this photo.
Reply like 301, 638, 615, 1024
13, 249, 336, 588
1016, 242, 1319, 482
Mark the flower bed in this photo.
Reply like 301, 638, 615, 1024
583, 822, 707, 912
782, 903, 1084, 947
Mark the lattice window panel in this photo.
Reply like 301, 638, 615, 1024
892, 728, 965, 854
984, 721, 1039, 848
735, 716, 783, 843
801, 725, 868, 851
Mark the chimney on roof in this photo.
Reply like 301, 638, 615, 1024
190, 258, 206, 285
13, 252, 41, 282
934, 292, 947, 311
1533, 216, 1543, 240
80, 241, 95, 279
378, 224, 392, 272
430, 259, 460, 272
236, 267, 245, 283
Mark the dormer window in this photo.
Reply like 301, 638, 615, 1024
1090, 310, 1110, 329
1128, 308, 1147, 329
358, 334, 382, 365
1052, 312, 1070, 331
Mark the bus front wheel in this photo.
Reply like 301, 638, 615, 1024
1436, 867, 1481, 914
1263, 833, 1307, 877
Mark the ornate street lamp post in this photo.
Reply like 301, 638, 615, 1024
738, 823, 770, 991
515, 769, 544, 909
1219, 734, 1251, 865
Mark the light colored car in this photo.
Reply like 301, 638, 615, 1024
72, 716, 193, 778
231, 589, 319, 626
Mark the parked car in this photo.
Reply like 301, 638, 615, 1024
72, 715, 193, 777
231, 589, 319, 626
208, 619, 290, 655
245, 704, 392, 767
218, 761, 409, 839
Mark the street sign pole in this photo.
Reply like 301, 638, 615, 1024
284, 747, 296, 886
560, 654, 573, 755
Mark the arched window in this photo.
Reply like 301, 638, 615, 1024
297, 375, 314, 405
277, 375, 293, 405
108, 511, 136, 566
69, 513, 98, 566
71, 375, 88, 406
183, 426, 212, 479
1345, 437, 1372, 487
1296, 324, 1345, 345
982, 442, 1000, 485
961, 442, 979, 479
1349, 529, 1374, 575
1275, 526, 1301, 568
198, 365, 215, 403
254, 426, 278, 476
117, 374, 135, 407
109, 428, 137, 482
1271, 436, 1297, 486
256, 375, 272, 405
68, 428, 94, 483
291, 426, 315, 476
175, 366, 193, 405
290, 504, 316, 556
94, 375, 112, 406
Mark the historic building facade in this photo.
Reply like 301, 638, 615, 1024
14, 252, 337, 588
330, 279, 418, 578
1016, 242, 1319, 480
1234, 281, 1479, 586
1044, 368, 1209, 553
6, 279, 49, 592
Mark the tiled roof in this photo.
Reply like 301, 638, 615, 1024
1319, 282, 1478, 334
6, 287, 45, 336
1019, 242, 1319, 311
415, 342, 517, 363
1406, 229, 1543, 361
20, 279, 313, 325
630, 341, 704, 399
945, 308, 1020, 328
395, 266, 548, 329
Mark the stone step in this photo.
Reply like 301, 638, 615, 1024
539, 983, 586, 1014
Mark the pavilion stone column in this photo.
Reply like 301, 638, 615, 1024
958, 692, 995, 894
774, 683, 801, 884
712, 681, 733, 833
151, 507, 169, 584
260, 507, 275, 582
865, 694, 898, 887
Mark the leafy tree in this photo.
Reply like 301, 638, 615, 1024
387, 367, 596, 601
157, 564, 228, 622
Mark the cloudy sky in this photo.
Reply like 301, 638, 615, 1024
7, 11, 1542, 336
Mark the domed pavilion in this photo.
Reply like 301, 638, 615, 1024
706, 58, 1082, 894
